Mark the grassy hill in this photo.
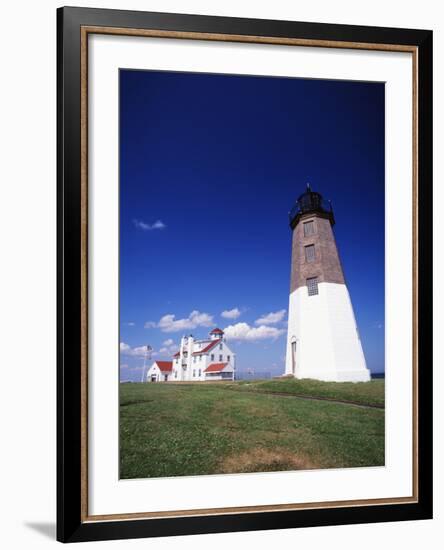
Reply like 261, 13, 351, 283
120, 379, 384, 479
226, 377, 385, 407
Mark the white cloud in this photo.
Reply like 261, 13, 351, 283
159, 338, 179, 356
120, 342, 150, 357
221, 308, 241, 320
120, 340, 179, 360
133, 219, 166, 231
223, 322, 285, 342
255, 309, 286, 325
159, 345, 179, 355
145, 310, 213, 333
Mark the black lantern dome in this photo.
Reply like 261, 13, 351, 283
289, 184, 335, 229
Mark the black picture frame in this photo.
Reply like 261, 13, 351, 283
57, 6, 433, 543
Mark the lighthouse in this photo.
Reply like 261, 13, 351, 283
284, 185, 371, 382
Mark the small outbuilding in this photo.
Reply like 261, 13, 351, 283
146, 361, 173, 382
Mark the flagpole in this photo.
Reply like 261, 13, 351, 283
141, 346, 147, 383
141, 345, 152, 383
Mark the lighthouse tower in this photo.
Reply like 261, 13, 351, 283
285, 185, 370, 382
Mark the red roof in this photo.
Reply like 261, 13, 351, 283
204, 362, 228, 373
210, 328, 224, 334
192, 339, 220, 355
155, 361, 173, 372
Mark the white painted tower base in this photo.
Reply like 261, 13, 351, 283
285, 282, 371, 382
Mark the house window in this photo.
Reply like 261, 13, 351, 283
198, 369, 201, 376
174, 371, 177, 378
303, 220, 315, 236
219, 343, 223, 350
305, 244, 316, 262
307, 276, 319, 296
211, 354, 214, 361
227, 355, 231, 362
193, 356, 196, 363
219, 355, 223, 362
193, 369, 195, 377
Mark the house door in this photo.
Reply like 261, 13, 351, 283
151, 375, 156, 382
164, 375, 168, 382
291, 340, 297, 375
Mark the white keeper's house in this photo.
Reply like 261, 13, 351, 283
146, 328, 236, 382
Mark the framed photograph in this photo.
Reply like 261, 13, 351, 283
57, 6, 433, 543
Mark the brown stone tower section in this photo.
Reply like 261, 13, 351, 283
289, 186, 345, 293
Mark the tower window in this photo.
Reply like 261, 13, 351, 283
305, 244, 316, 262
307, 277, 319, 296
303, 220, 315, 236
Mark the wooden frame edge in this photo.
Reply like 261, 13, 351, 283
80, 25, 89, 523
82, 25, 418, 53
411, 47, 419, 502
73, 20, 426, 534
83, 496, 418, 523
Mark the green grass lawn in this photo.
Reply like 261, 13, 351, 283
120, 379, 385, 479
225, 377, 385, 407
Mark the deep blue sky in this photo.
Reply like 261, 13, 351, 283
119, 69, 385, 381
